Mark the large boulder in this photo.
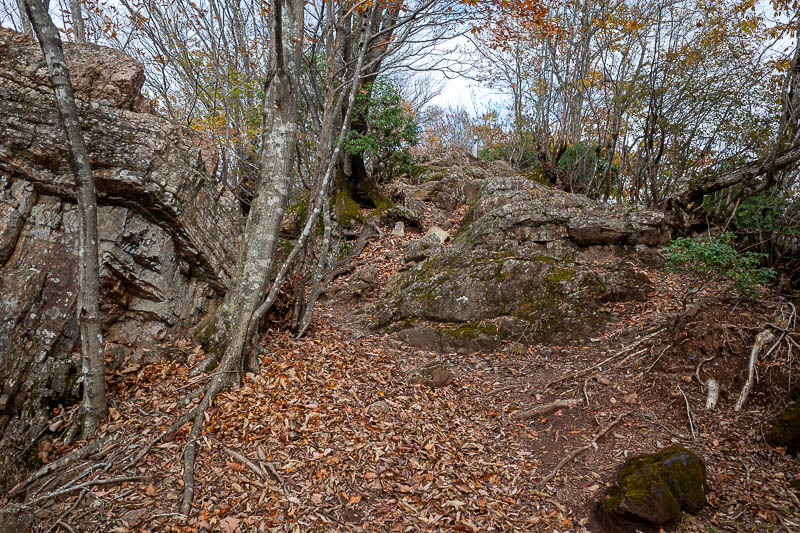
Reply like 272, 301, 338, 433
598, 445, 707, 526
0, 29, 242, 487
369, 175, 670, 352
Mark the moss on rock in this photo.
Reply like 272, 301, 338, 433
767, 399, 800, 455
599, 445, 706, 526
335, 186, 361, 227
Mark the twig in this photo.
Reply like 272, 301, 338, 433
55, 521, 76, 533
222, 446, 264, 480
514, 399, 580, 421
545, 329, 663, 389
538, 412, 626, 486
639, 411, 690, 440
615, 348, 648, 368
677, 385, 696, 440
221, 444, 289, 499
739, 458, 751, 489
645, 344, 672, 373
530, 489, 568, 515
696, 354, 717, 386
487, 384, 515, 397
583, 379, 590, 407
735, 329, 775, 411
28, 476, 145, 506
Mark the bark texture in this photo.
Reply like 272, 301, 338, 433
23, 0, 104, 437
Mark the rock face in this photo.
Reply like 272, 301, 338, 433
371, 173, 670, 352
0, 29, 242, 486
599, 445, 707, 526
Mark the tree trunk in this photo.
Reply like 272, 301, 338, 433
666, 144, 800, 229
22, 0, 106, 437
191, 0, 303, 376
69, 0, 86, 43
16, 0, 32, 34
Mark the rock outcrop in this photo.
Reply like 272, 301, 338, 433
0, 29, 242, 486
370, 171, 671, 352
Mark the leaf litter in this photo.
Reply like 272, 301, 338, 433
5, 205, 800, 533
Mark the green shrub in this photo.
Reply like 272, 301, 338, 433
345, 78, 419, 181
663, 233, 775, 298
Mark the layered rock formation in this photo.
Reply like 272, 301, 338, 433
370, 169, 671, 352
0, 29, 241, 485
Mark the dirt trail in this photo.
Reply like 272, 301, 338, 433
7, 212, 800, 532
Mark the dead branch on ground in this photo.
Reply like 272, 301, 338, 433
544, 329, 663, 389
538, 412, 627, 486
677, 385, 697, 439
513, 399, 580, 421
705, 379, 720, 410
735, 329, 775, 411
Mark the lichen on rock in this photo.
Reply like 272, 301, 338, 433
369, 171, 668, 350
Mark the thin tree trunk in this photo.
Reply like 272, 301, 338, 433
69, 0, 86, 43
22, 0, 106, 437
16, 0, 32, 34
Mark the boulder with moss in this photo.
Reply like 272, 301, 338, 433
368, 174, 669, 351
598, 445, 707, 526
767, 383, 800, 455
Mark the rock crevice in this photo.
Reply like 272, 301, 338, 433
0, 29, 242, 487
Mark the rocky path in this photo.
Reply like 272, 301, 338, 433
5, 206, 800, 532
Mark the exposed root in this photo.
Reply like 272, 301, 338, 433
538, 412, 626, 486
544, 329, 663, 389
513, 399, 580, 421
131, 405, 201, 466
320, 228, 378, 288
9, 433, 116, 498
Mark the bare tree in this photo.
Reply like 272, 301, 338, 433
179, 0, 305, 515
21, 0, 107, 438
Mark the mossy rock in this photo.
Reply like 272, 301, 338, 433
767, 399, 800, 455
335, 187, 362, 227
599, 445, 706, 526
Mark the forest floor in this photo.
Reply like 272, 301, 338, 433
8, 208, 800, 533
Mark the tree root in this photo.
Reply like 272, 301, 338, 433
9, 433, 116, 497
544, 329, 663, 389
320, 228, 378, 288
513, 399, 579, 421
538, 412, 626, 486
131, 405, 201, 466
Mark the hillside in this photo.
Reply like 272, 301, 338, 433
3, 153, 799, 532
